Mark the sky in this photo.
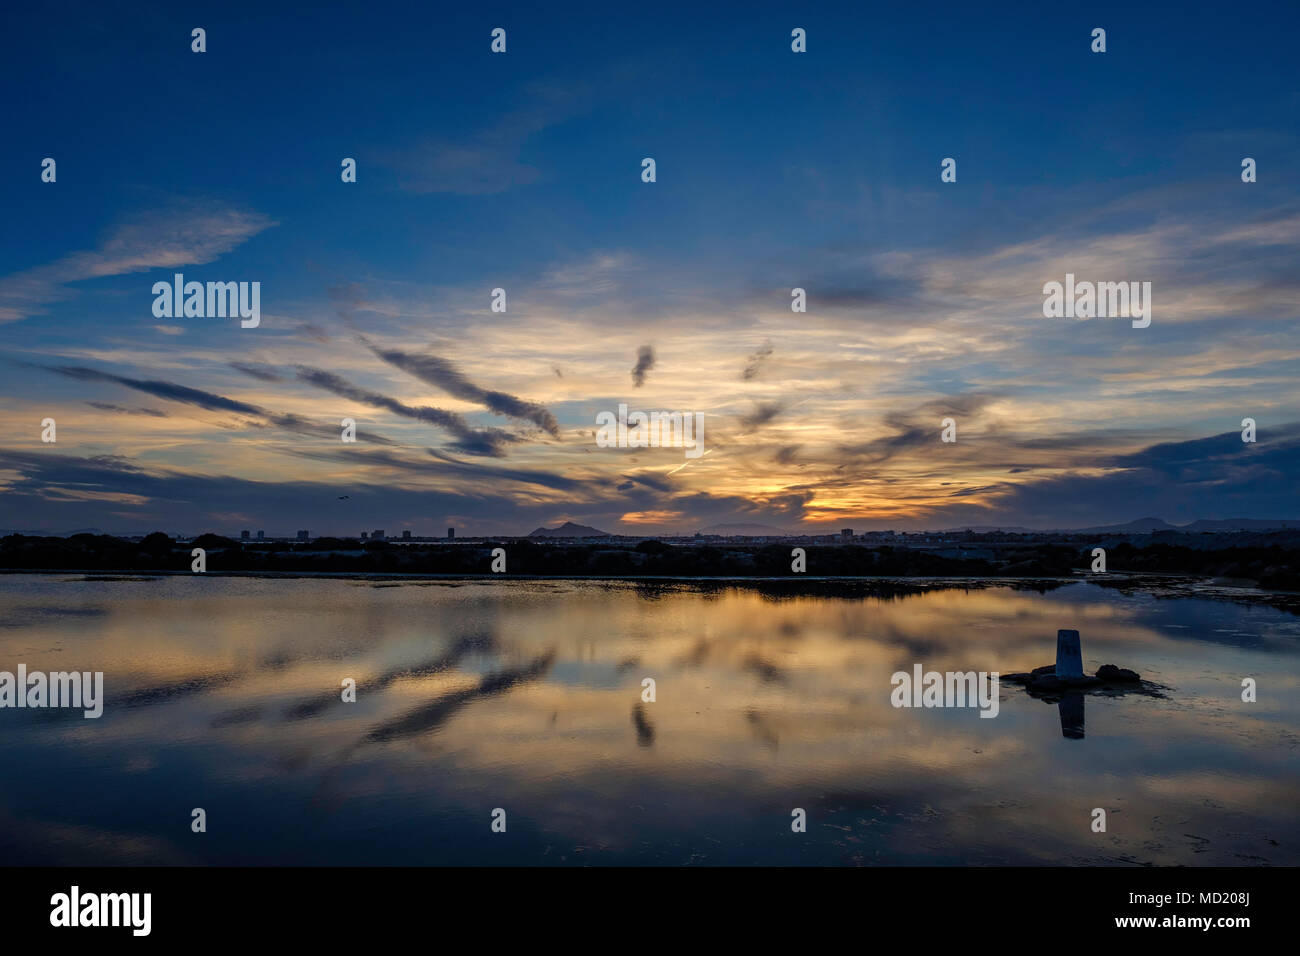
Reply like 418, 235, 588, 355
2, 0, 1299, 536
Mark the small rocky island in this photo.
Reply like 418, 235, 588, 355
1003, 629, 1166, 738
1003, 629, 1157, 694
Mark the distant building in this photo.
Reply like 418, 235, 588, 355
402, 530, 411, 540
447, 527, 455, 540
256, 530, 264, 540
841, 528, 854, 539
372, 529, 385, 541
240, 530, 250, 540
360, 532, 369, 540
297, 530, 309, 542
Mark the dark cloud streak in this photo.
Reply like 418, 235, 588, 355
367, 343, 560, 436
39, 363, 396, 446
294, 365, 518, 458
631, 345, 655, 388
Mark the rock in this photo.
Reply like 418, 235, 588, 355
1021, 662, 1103, 689
1024, 673, 1101, 693
1097, 664, 1141, 683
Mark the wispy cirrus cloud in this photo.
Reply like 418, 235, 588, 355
378, 83, 592, 195
0, 204, 276, 323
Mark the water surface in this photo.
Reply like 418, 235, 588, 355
1, 575, 1296, 865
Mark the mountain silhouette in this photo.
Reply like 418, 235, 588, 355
528, 521, 610, 538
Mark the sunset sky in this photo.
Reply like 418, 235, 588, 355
2, 1, 1298, 535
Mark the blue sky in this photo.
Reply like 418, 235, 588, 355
2, 1, 1299, 535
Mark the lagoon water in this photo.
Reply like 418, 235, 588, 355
1, 574, 1297, 865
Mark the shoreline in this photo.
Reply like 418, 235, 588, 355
4, 568, 1299, 612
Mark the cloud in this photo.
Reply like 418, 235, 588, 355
39, 363, 396, 445
379, 84, 590, 195
287, 445, 596, 494
86, 402, 169, 418
384, 142, 541, 197
8, 422, 1294, 535
0, 444, 618, 535
325, 282, 365, 331
739, 401, 783, 432
293, 366, 520, 457
366, 344, 560, 436
542, 252, 637, 298
229, 362, 284, 382
618, 471, 675, 493
50, 365, 266, 416
0, 204, 275, 323
741, 341, 774, 381
958, 425, 1300, 528
631, 345, 655, 388
836, 394, 999, 465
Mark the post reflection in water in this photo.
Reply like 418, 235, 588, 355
1059, 692, 1085, 740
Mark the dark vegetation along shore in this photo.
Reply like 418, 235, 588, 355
2, 532, 1299, 589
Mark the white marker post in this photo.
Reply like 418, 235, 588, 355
1056, 629, 1084, 679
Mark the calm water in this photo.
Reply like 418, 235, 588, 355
1, 574, 1297, 866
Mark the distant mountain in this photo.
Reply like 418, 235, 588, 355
1180, 518, 1300, 532
528, 521, 611, 538
1073, 517, 1178, 534
697, 523, 792, 537
930, 517, 1300, 534
1075, 517, 1300, 534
